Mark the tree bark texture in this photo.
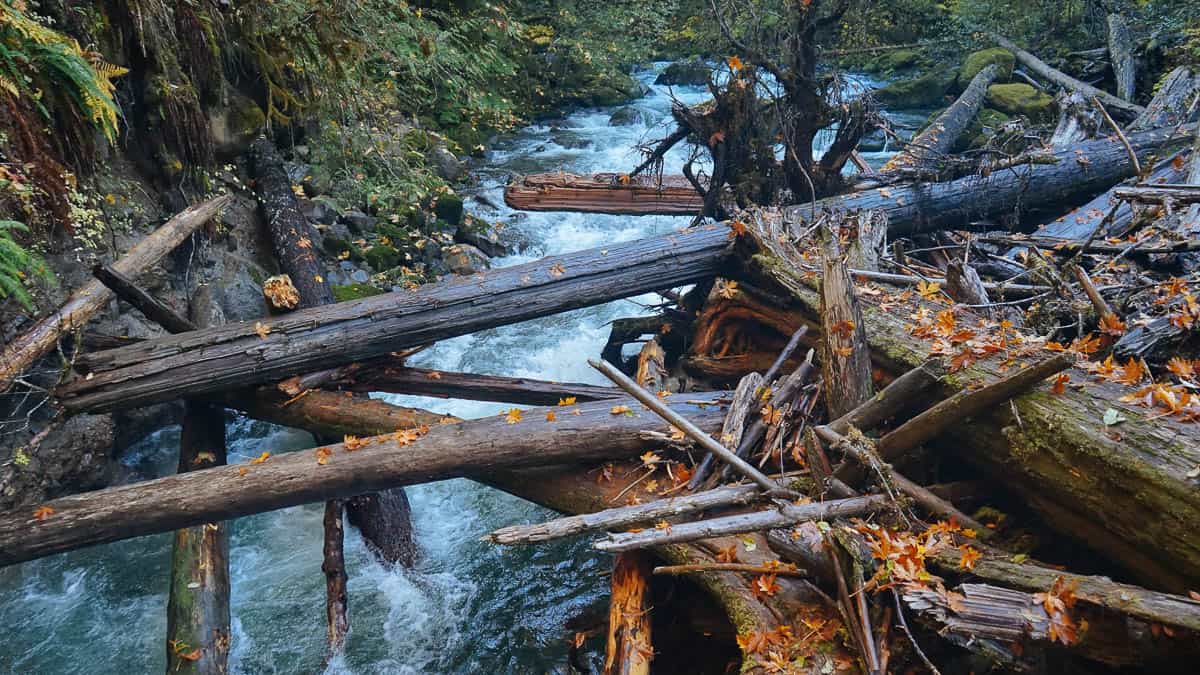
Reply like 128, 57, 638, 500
1106, 13, 1137, 103
0, 194, 231, 391
59, 225, 732, 413
505, 172, 703, 215
0, 394, 727, 566
882, 64, 1001, 173
604, 551, 654, 675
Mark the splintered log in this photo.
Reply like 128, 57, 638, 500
59, 225, 732, 414
743, 220, 1200, 590
0, 394, 726, 566
1106, 13, 1137, 102
322, 499, 349, 654
0, 194, 231, 391
250, 138, 334, 308
333, 363, 619, 405
604, 552, 654, 675
505, 172, 704, 215
820, 238, 874, 419
1050, 91, 1101, 148
790, 124, 1192, 238
991, 34, 1145, 120
166, 286, 230, 675
882, 64, 1001, 173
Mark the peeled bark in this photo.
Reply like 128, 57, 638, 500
59, 225, 732, 414
604, 552, 654, 675
505, 172, 703, 215
0, 393, 726, 566
0, 195, 231, 391
820, 239, 874, 419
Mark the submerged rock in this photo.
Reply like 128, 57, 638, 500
608, 106, 645, 126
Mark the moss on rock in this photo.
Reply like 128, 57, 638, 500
957, 48, 1015, 88
873, 69, 955, 109
986, 83, 1055, 122
332, 283, 385, 302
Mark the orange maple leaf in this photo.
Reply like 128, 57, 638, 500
33, 505, 54, 521
505, 408, 523, 424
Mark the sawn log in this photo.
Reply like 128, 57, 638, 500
505, 172, 704, 215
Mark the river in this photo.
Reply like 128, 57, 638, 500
0, 64, 911, 674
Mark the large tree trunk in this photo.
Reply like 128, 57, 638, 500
165, 285, 230, 675
0, 195, 231, 391
58, 225, 732, 413
740, 220, 1200, 591
0, 394, 726, 566
992, 33, 1144, 119
882, 64, 1001, 173
1106, 13, 1137, 103
505, 172, 704, 215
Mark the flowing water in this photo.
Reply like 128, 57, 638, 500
0, 64, 911, 674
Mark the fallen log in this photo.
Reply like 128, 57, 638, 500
991, 33, 1144, 119
0, 194, 231, 391
92, 264, 194, 334
1050, 91, 1102, 148
0, 393, 726, 566
1130, 67, 1199, 130
58, 225, 732, 414
336, 362, 624, 403
1113, 184, 1200, 205
504, 172, 704, 215
881, 64, 1001, 173
165, 285, 230, 675
1106, 13, 1137, 103
344, 489, 417, 567
742, 216, 1200, 590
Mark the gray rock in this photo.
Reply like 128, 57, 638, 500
654, 59, 712, 86
350, 269, 370, 283
551, 132, 592, 149
341, 210, 379, 234
285, 161, 313, 185
309, 200, 340, 226
608, 106, 644, 126
114, 402, 185, 453
431, 146, 466, 181
455, 225, 509, 258
443, 243, 491, 276
0, 414, 115, 510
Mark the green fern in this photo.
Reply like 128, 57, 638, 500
0, 220, 54, 311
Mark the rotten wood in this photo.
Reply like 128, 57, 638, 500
0, 194, 231, 391
821, 234, 874, 419
604, 552, 654, 675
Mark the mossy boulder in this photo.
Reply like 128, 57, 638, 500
588, 71, 647, 106
209, 93, 265, 158
986, 84, 1055, 122
364, 245, 402, 272
868, 49, 924, 74
958, 108, 1011, 151
957, 48, 1015, 89
654, 58, 712, 86
433, 192, 464, 227
873, 69, 956, 109
608, 106, 644, 126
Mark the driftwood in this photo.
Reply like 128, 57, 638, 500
881, 64, 1001, 173
505, 172, 704, 215
1106, 13, 1137, 103
165, 286, 230, 675
742, 218, 1200, 590
0, 194, 231, 391
604, 552, 654, 675
991, 33, 1144, 119
0, 394, 727, 566
59, 225, 732, 413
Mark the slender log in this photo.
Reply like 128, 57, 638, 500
882, 64, 1001, 173
0, 393, 727, 566
982, 234, 1200, 255
820, 238, 874, 419
1185, 127, 1200, 234
991, 33, 1144, 119
827, 361, 943, 436
743, 219, 1200, 589
1113, 184, 1200, 204
589, 358, 780, 494
165, 286, 229, 675
322, 499, 349, 655
59, 225, 732, 414
222, 389, 453, 439
486, 484, 767, 545
0, 194, 231, 391
330, 363, 620, 405
92, 265, 194, 334
873, 354, 1074, 464
847, 268, 1050, 296
1107, 13, 1137, 103
593, 495, 891, 553
505, 172, 703, 215
249, 138, 333, 308
604, 552, 653, 675
1072, 265, 1115, 319
686, 372, 765, 489
653, 563, 805, 577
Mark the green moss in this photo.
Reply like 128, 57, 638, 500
322, 237, 363, 262
873, 49, 923, 73
957, 48, 1015, 88
364, 245, 402, 272
986, 83, 1055, 122
873, 69, 955, 109
433, 192, 464, 226
332, 283, 385, 302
